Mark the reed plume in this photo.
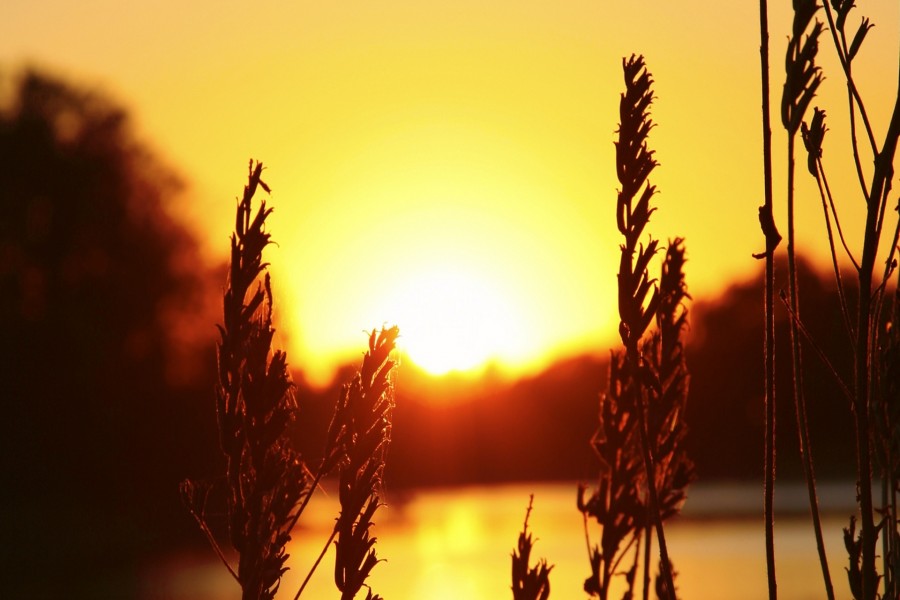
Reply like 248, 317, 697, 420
511, 496, 553, 600
642, 240, 695, 523
181, 160, 309, 600
182, 161, 398, 600
759, 0, 900, 597
296, 326, 398, 600
579, 350, 645, 599
780, 2, 835, 597
579, 54, 692, 600
331, 326, 397, 600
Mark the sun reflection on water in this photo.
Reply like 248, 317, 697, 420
144, 481, 859, 600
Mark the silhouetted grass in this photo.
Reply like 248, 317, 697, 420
511, 495, 552, 600
757, 1, 900, 598
181, 161, 305, 600
580, 54, 692, 600
182, 161, 397, 600
517, 54, 693, 600
297, 326, 398, 600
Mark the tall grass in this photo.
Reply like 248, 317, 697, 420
757, 1, 900, 598
581, 56, 692, 600
781, 3, 834, 598
182, 161, 397, 600
516, 54, 693, 600
511, 495, 552, 600
753, 1, 780, 597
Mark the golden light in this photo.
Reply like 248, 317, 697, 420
11, 0, 894, 388
376, 265, 529, 376
266, 111, 621, 386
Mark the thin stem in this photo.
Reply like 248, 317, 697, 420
582, 512, 593, 567
819, 159, 861, 270
758, 1, 778, 597
778, 290, 854, 405
787, 133, 836, 600
854, 48, 900, 600
881, 215, 900, 291
643, 521, 651, 600
847, 85, 873, 201
887, 276, 900, 600
885, 474, 898, 597
611, 533, 640, 583
295, 527, 339, 600
821, 2, 879, 156
883, 482, 892, 598
183, 489, 240, 583
875, 179, 894, 262
856, 264, 878, 600
815, 161, 856, 340
627, 355, 676, 598
288, 460, 328, 535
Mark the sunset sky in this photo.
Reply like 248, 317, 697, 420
3, 1, 898, 386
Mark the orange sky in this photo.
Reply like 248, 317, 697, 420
3, 1, 898, 385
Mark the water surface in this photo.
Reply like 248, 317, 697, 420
141, 481, 859, 599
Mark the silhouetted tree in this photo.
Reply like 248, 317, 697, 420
685, 257, 857, 481
0, 69, 219, 596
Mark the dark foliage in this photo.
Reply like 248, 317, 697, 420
685, 257, 858, 481
383, 356, 604, 487
0, 70, 219, 596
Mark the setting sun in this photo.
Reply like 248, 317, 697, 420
377, 266, 528, 375
4, 1, 898, 389
6, 0, 900, 598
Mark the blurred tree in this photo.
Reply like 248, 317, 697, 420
0, 69, 220, 595
685, 257, 857, 481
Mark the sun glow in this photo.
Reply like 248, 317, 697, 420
376, 266, 529, 376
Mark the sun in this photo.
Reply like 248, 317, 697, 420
377, 266, 529, 376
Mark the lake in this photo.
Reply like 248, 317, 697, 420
141, 481, 861, 599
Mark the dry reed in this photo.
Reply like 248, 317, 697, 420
511, 495, 553, 600
780, 3, 834, 597
756, 0, 900, 597
181, 161, 307, 600
182, 161, 398, 600
329, 326, 397, 600
578, 54, 692, 600
753, 0, 781, 595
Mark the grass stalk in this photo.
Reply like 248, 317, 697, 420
296, 327, 398, 600
803, 109, 857, 338
755, 1, 779, 597
613, 52, 674, 597
854, 101, 900, 600
182, 160, 310, 600
786, 130, 835, 600
781, 3, 835, 597
333, 327, 398, 600
511, 495, 553, 600
847, 23, 900, 596
182, 161, 398, 600
786, 2, 900, 597
579, 54, 692, 600
820, 1, 878, 159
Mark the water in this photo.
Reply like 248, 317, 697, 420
140, 481, 860, 599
